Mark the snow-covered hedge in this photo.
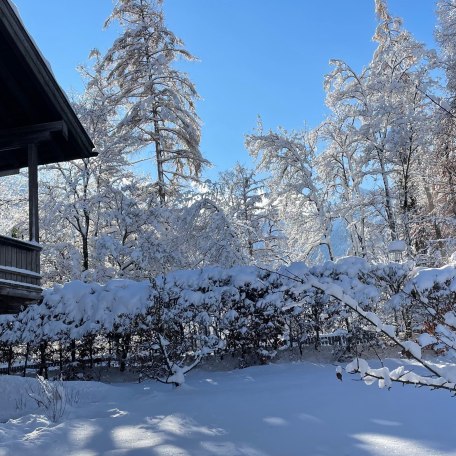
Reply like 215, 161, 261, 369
2, 257, 456, 385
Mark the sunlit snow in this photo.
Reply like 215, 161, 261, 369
1, 361, 454, 455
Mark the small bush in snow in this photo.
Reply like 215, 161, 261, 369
28, 376, 67, 422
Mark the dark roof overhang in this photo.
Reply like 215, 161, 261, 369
0, 0, 96, 172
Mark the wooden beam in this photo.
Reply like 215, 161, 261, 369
0, 168, 19, 177
0, 1, 94, 159
28, 143, 39, 243
0, 120, 68, 152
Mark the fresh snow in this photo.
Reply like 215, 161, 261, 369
0, 266, 41, 277
417, 333, 438, 348
387, 240, 407, 253
0, 279, 42, 290
0, 234, 40, 248
1, 361, 455, 455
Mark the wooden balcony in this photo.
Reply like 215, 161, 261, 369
0, 235, 42, 313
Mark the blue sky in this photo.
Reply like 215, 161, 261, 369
13, 0, 437, 179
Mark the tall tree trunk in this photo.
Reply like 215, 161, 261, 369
39, 342, 48, 379
6, 345, 13, 375
153, 107, 166, 205
82, 230, 89, 271
71, 339, 77, 363
379, 152, 397, 240
23, 343, 30, 377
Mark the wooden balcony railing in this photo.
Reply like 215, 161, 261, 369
0, 235, 42, 312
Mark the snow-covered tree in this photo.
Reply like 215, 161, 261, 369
426, 0, 456, 261
246, 121, 335, 262
99, 0, 207, 205
436, 0, 456, 100
318, 112, 370, 258
322, 0, 436, 259
0, 174, 28, 238
212, 164, 285, 265
39, 58, 137, 284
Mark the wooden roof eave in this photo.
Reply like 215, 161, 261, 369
0, 0, 96, 167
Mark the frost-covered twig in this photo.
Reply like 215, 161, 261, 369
344, 358, 456, 392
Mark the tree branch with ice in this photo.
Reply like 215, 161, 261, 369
306, 274, 456, 392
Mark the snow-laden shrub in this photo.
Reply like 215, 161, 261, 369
370, 261, 415, 338
4, 257, 456, 387
403, 264, 456, 353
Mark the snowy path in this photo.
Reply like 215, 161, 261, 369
0, 361, 455, 455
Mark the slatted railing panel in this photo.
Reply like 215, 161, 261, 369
0, 235, 41, 286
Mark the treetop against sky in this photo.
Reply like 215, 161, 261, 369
13, 0, 435, 177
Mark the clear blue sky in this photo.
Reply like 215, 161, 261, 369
13, 0, 436, 179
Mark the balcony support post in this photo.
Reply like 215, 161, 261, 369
28, 143, 39, 243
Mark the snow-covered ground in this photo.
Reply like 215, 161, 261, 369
0, 360, 455, 456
